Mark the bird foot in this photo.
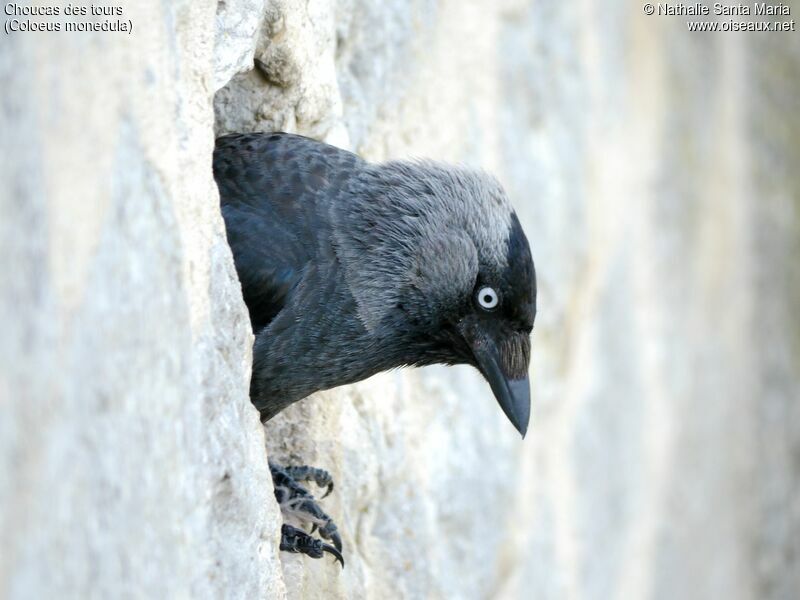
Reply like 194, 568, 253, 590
282, 465, 335, 498
270, 461, 344, 567
280, 524, 344, 567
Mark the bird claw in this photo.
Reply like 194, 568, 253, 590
322, 482, 334, 499
280, 524, 345, 568
283, 465, 335, 499
324, 528, 343, 553
321, 542, 345, 567
270, 461, 344, 566
294, 511, 341, 551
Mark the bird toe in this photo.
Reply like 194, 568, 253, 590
279, 524, 345, 568
270, 461, 345, 566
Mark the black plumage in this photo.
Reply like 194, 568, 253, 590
213, 132, 536, 435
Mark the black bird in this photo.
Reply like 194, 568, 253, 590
213, 132, 537, 566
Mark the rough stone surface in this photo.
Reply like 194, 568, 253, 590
216, 1, 800, 599
2, 0, 799, 599
1, 2, 284, 598
214, 0, 267, 90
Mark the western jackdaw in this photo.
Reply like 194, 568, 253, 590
213, 132, 537, 566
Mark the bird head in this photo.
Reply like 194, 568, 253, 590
337, 160, 537, 437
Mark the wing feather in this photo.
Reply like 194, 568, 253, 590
213, 132, 362, 332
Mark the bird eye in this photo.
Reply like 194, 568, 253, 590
476, 286, 499, 310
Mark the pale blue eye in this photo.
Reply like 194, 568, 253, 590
477, 287, 499, 310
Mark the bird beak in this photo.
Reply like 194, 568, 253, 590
458, 319, 531, 438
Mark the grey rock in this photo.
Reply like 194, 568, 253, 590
1, 1, 284, 598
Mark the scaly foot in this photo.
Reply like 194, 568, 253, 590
270, 461, 344, 567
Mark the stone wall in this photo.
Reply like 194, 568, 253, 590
1, 2, 283, 597
2, 1, 799, 599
